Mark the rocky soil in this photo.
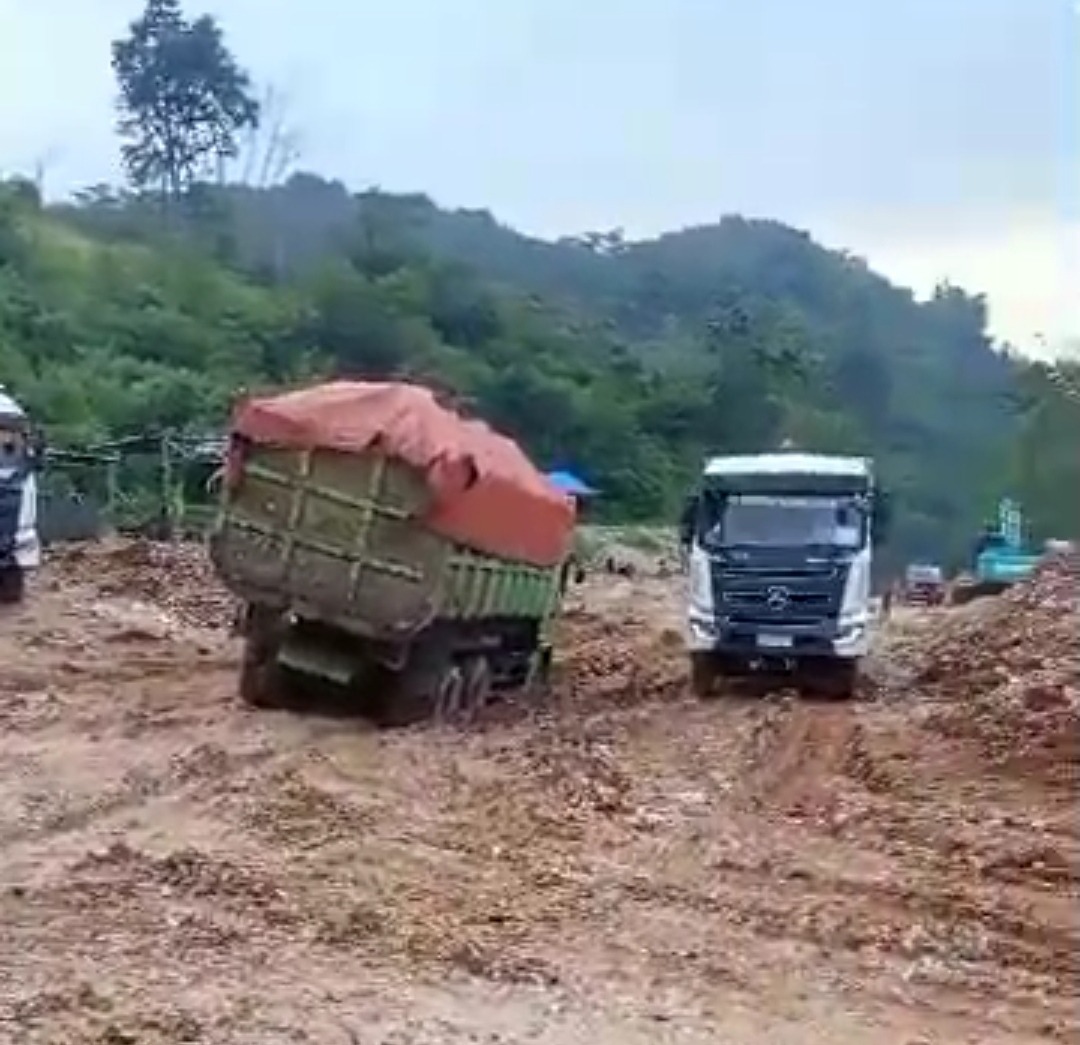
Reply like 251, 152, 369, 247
0, 541, 1075, 1043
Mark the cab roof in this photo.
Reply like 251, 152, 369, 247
0, 388, 26, 420
703, 452, 871, 477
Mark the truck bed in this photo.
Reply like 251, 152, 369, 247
209, 443, 562, 641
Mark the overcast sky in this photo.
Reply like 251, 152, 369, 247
1, 0, 1076, 352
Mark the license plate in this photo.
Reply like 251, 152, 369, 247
757, 633, 793, 649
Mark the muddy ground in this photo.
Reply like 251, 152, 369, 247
0, 541, 1076, 1044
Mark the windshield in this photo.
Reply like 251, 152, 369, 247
704, 494, 864, 549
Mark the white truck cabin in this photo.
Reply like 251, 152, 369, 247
683, 451, 879, 700
0, 386, 40, 604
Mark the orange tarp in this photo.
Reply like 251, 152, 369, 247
231, 381, 575, 568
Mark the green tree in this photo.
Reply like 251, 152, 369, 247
1009, 360, 1080, 539
111, 0, 260, 204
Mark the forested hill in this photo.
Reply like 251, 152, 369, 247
55, 173, 1066, 562
6, 170, 1076, 572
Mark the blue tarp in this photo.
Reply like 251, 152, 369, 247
545, 469, 598, 497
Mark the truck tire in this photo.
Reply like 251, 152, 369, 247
690, 652, 717, 699
525, 645, 553, 695
374, 641, 458, 729
238, 605, 289, 709
0, 565, 25, 606
460, 655, 493, 723
239, 636, 288, 708
433, 664, 465, 725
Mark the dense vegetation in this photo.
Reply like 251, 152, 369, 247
1, 0, 1076, 572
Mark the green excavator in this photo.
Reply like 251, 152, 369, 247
950, 497, 1042, 605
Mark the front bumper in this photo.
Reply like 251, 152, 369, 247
687, 611, 869, 659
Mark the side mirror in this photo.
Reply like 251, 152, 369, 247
30, 427, 47, 472
679, 492, 699, 549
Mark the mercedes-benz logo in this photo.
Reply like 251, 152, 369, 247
765, 585, 790, 610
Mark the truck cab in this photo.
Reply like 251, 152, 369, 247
0, 386, 40, 604
952, 497, 1042, 605
902, 562, 945, 606
681, 452, 879, 699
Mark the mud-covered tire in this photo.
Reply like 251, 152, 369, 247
237, 606, 289, 709
0, 566, 25, 606
459, 655, 493, 723
518, 644, 553, 702
373, 642, 455, 729
432, 664, 466, 725
690, 652, 718, 699
238, 644, 287, 708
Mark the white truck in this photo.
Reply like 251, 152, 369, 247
0, 385, 40, 605
679, 452, 883, 699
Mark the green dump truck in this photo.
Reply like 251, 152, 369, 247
209, 381, 576, 727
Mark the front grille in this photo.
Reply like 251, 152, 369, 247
717, 564, 838, 583
711, 556, 847, 626
723, 589, 832, 609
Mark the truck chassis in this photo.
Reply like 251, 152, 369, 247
234, 599, 552, 727
689, 649, 859, 701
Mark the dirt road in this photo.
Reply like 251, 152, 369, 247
0, 543, 1076, 1044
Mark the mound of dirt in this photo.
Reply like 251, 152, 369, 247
45, 539, 239, 633
910, 551, 1079, 786
552, 607, 686, 713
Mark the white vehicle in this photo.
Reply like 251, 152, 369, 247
679, 452, 884, 699
0, 386, 40, 605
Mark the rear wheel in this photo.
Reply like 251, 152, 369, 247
238, 605, 289, 709
520, 643, 553, 700
374, 640, 457, 729
432, 663, 466, 725
459, 654, 493, 723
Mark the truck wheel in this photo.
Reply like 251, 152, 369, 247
375, 642, 454, 729
520, 644, 553, 701
432, 664, 465, 725
239, 636, 288, 708
690, 652, 717, 699
238, 606, 288, 709
0, 566, 25, 606
460, 655, 493, 723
